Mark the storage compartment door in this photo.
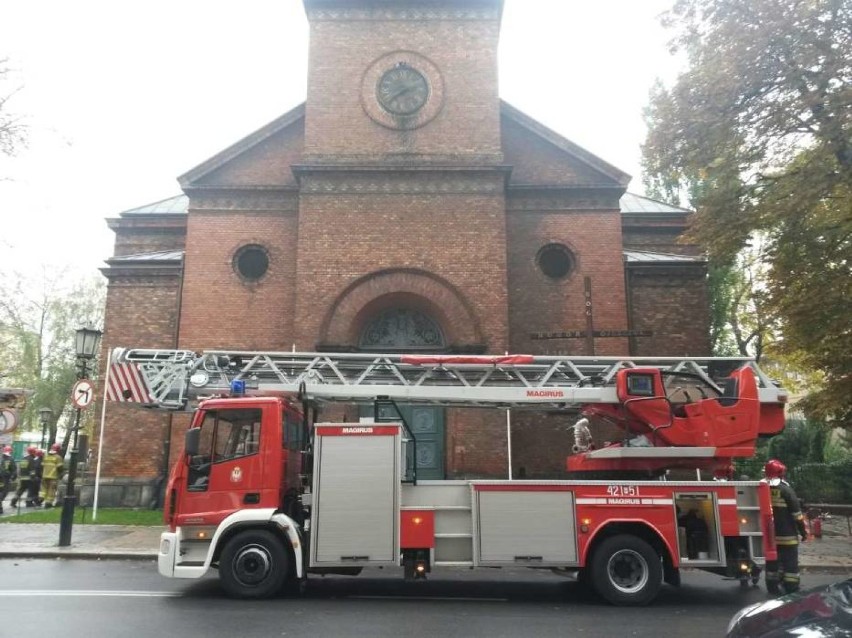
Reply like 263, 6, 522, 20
476, 489, 577, 566
311, 431, 399, 566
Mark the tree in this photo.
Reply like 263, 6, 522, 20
706, 248, 773, 360
0, 57, 27, 160
642, 0, 852, 425
0, 269, 105, 449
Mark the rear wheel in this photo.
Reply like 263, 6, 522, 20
590, 535, 662, 606
219, 529, 290, 599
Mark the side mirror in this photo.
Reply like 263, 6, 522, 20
185, 427, 200, 457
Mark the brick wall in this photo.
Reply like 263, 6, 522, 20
627, 265, 712, 356
293, 182, 510, 355
179, 209, 299, 351
506, 210, 629, 356
97, 273, 181, 479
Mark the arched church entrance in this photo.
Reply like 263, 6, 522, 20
359, 308, 446, 480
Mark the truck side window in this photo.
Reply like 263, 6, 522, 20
187, 408, 262, 491
187, 411, 217, 491
213, 408, 262, 462
284, 410, 303, 451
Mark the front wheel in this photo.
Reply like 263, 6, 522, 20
219, 529, 290, 599
590, 535, 662, 606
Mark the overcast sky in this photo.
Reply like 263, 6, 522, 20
0, 0, 682, 281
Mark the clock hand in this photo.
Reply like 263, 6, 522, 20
388, 85, 412, 102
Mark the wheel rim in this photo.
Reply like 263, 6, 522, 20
607, 549, 649, 594
231, 543, 274, 587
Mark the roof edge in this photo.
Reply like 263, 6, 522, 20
500, 100, 631, 187
178, 102, 306, 188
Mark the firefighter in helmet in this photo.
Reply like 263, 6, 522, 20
763, 458, 808, 595
11, 446, 37, 508
40, 443, 66, 508
0, 445, 17, 513
31, 448, 44, 505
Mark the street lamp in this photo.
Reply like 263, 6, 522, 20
38, 407, 53, 449
59, 325, 102, 547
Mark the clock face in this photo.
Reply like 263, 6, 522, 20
376, 64, 429, 115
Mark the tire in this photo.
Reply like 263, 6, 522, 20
590, 534, 662, 606
219, 529, 290, 599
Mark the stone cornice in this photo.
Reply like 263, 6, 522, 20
298, 153, 505, 165
182, 187, 300, 212
626, 263, 707, 276
294, 164, 511, 195
100, 264, 183, 280
303, 1, 502, 22
506, 187, 623, 212
106, 215, 187, 233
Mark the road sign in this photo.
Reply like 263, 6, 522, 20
0, 409, 17, 435
71, 379, 95, 409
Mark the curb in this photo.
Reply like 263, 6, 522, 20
0, 551, 157, 560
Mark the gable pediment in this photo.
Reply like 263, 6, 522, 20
501, 101, 630, 190
179, 103, 306, 189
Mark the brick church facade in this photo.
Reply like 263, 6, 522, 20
99, 0, 709, 505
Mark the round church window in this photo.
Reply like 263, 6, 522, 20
233, 244, 269, 281
537, 244, 575, 279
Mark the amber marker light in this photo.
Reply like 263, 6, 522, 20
413, 516, 423, 525
580, 518, 592, 533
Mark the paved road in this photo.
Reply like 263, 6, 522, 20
0, 559, 846, 638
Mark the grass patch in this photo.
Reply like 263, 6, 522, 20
0, 507, 164, 526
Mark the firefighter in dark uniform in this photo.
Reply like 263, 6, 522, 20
763, 458, 808, 595
10, 446, 37, 507
0, 445, 17, 514
30, 448, 44, 505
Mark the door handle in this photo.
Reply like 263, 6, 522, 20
243, 493, 260, 504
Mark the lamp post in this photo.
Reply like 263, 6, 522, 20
59, 325, 102, 547
38, 407, 53, 450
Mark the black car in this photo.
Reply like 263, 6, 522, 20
727, 578, 852, 637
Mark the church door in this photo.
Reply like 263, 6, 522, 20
360, 309, 446, 480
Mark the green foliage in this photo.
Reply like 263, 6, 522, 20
789, 460, 852, 504
766, 419, 827, 468
0, 269, 105, 448
0, 507, 164, 526
643, 0, 852, 425
736, 419, 852, 502
706, 249, 774, 359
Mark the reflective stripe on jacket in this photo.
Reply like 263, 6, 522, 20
41, 453, 65, 480
768, 479, 804, 545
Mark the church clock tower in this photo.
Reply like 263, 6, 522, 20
302, 0, 505, 163
294, 0, 510, 357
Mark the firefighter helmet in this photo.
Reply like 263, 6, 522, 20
50, 443, 62, 453
2, 445, 11, 454
764, 458, 787, 479
35, 449, 44, 457
27, 445, 37, 455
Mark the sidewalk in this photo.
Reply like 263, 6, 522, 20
0, 519, 849, 571
0, 522, 163, 559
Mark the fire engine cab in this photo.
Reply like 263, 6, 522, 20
107, 349, 786, 605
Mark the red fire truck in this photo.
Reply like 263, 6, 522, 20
107, 349, 787, 605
